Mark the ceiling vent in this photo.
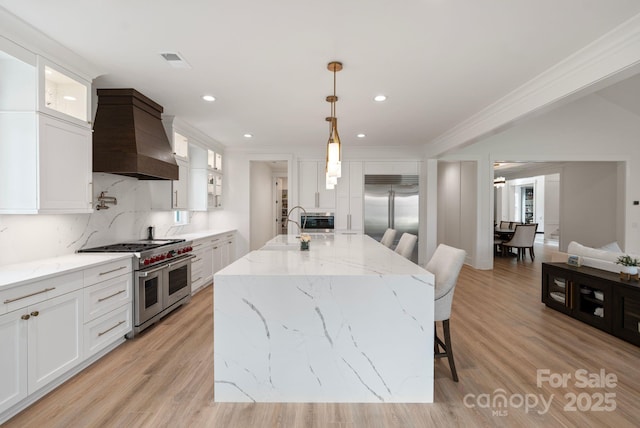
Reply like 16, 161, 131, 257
159, 52, 191, 69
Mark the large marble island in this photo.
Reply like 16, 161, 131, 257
213, 233, 435, 403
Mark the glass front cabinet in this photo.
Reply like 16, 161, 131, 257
542, 262, 640, 347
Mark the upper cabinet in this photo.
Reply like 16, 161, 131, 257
39, 58, 91, 128
298, 160, 335, 210
0, 40, 93, 214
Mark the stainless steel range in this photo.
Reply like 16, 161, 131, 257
78, 239, 194, 337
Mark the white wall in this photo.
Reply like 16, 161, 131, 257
544, 174, 560, 241
437, 161, 476, 264
441, 93, 640, 267
250, 161, 277, 250
0, 173, 210, 265
560, 163, 619, 251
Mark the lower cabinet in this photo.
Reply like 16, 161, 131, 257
0, 288, 83, 413
191, 238, 214, 293
0, 257, 132, 420
192, 232, 236, 292
542, 262, 640, 346
28, 290, 84, 393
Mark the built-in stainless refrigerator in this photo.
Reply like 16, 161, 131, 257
364, 175, 419, 263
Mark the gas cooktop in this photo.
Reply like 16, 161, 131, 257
78, 239, 185, 253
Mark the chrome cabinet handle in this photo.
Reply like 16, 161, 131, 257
4, 287, 56, 304
347, 214, 352, 230
193, 276, 203, 282
99, 266, 127, 276
315, 192, 319, 208
98, 289, 126, 302
98, 320, 126, 337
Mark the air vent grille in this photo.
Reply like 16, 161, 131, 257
159, 52, 192, 69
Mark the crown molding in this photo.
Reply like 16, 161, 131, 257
425, 12, 640, 158
0, 7, 102, 80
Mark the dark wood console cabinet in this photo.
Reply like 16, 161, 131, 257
542, 262, 640, 346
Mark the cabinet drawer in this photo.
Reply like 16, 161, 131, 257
84, 304, 131, 358
83, 259, 132, 286
84, 274, 132, 322
0, 271, 83, 315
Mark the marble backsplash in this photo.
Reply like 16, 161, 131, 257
0, 173, 212, 266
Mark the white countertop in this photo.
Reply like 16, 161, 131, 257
218, 233, 431, 277
167, 228, 236, 242
0, 253, 133, 288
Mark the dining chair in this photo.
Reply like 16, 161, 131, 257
499, 220, 510, 229
394, 233, 417, 260
425, 243, 466, 382
502, 223, 538, 260
380, 228, 397, 248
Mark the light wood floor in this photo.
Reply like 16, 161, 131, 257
5, 242, 640, 427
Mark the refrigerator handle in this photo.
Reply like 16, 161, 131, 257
388, 190, 393, 228
390, 190, 395, 228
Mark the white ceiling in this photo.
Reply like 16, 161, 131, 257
2, 1, 640, 151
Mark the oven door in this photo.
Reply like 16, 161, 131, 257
164, 255, 193, 308
135, 265, 165, 326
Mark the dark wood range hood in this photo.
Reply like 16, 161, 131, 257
92, 89, 179, 180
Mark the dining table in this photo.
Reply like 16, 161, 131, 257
494, 228, 516, 240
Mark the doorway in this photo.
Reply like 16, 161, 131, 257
249, 160, 288, 251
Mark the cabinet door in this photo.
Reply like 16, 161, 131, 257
0, 309, 28, 414
612, 286, 640, 346
38, 115, 92, 212
28, 290, 83, 393
571, 274, 612, 331
335, 162, 350, 230
173, 158, 189, 210
212, 242, 223, 275
189, 168, 208, 212
348, 161, 363, 231
542, 265, 572, 315
299, 161, 318, 208
202, 245, 214, 286
316, 161, 336, 209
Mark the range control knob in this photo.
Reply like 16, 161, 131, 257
144, 258, 150, 265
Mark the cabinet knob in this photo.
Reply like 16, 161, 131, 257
21, 314, 30, 320
30, 311, 40, 317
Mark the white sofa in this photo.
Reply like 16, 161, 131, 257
566, 241, 639, 273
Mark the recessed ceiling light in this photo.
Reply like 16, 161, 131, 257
244, 133, 253, 138
374, 95, 387, 102
202, 95, 216, 102
63, 95, 76, 101
357, 133, 366, 138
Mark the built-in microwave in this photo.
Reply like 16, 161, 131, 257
300, 212, 334, 233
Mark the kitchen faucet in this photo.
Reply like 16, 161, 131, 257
96, 191, 117, 210
285, 205, 307, 237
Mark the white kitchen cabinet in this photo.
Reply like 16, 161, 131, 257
335, 161, 363, 231
38, 58, 91, 128
189, 144, 208, 211
28, 289, 83, 393
364, 161, 419, 175
0, 113, 93, 214
0, 273, 84, 415
82, 259, 132, 358
0, 309, 27, 414
0, 257, 132, 419
150, 158, 189, 210
0, 43, 93, 215
190, 237, 214, 293
298, 160, 335, 210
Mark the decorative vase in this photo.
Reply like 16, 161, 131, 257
300, 241, 310, 251
620, 265, 638, 275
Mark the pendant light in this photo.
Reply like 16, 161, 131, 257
325, 61, 342, 189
